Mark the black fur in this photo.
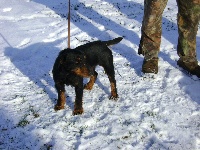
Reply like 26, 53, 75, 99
52, 37, 123, 115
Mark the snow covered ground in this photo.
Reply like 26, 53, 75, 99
0, 0, 199, 149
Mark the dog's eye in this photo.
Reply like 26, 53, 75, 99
76, 58, 82, 63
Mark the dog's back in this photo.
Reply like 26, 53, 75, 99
75, 37, 123, 66
75, 37, 122, 50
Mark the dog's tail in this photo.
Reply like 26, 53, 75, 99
103, 37, 123, 46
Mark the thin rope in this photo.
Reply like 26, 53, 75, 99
68, 0, 71, 48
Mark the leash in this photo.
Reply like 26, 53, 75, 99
68, 0, 71, 48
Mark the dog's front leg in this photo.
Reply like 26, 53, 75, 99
84, 71, 98, 90
73, 85, 84, 115
54, 82, 66, 111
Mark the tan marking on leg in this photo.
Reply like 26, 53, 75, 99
110, 82, 118, 100
54, 91, 66, 111
73, 67, 90, 77
84, 75, 96, 90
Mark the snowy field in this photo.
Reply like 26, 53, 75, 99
0, 0, 200, 149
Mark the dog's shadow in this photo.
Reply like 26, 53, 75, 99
86, 78, 110, 97
3, 40, 74, 108
95, 78, 110, 96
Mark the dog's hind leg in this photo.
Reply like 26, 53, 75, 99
103, 65, 118, 100
54, 82, 66, 111
84, 71, 98, 90
108, 75, 118, 100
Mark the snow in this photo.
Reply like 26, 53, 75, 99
0, 0, 199, 149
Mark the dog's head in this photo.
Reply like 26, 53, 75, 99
53, 48, 93, 78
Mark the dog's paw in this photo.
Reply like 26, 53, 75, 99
84, 84, 93, 90
73, 108, 84, 115
109, 95, 118, 101
54, 105, 65, 111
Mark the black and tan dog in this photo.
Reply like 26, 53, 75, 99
52, 37, 123, 115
